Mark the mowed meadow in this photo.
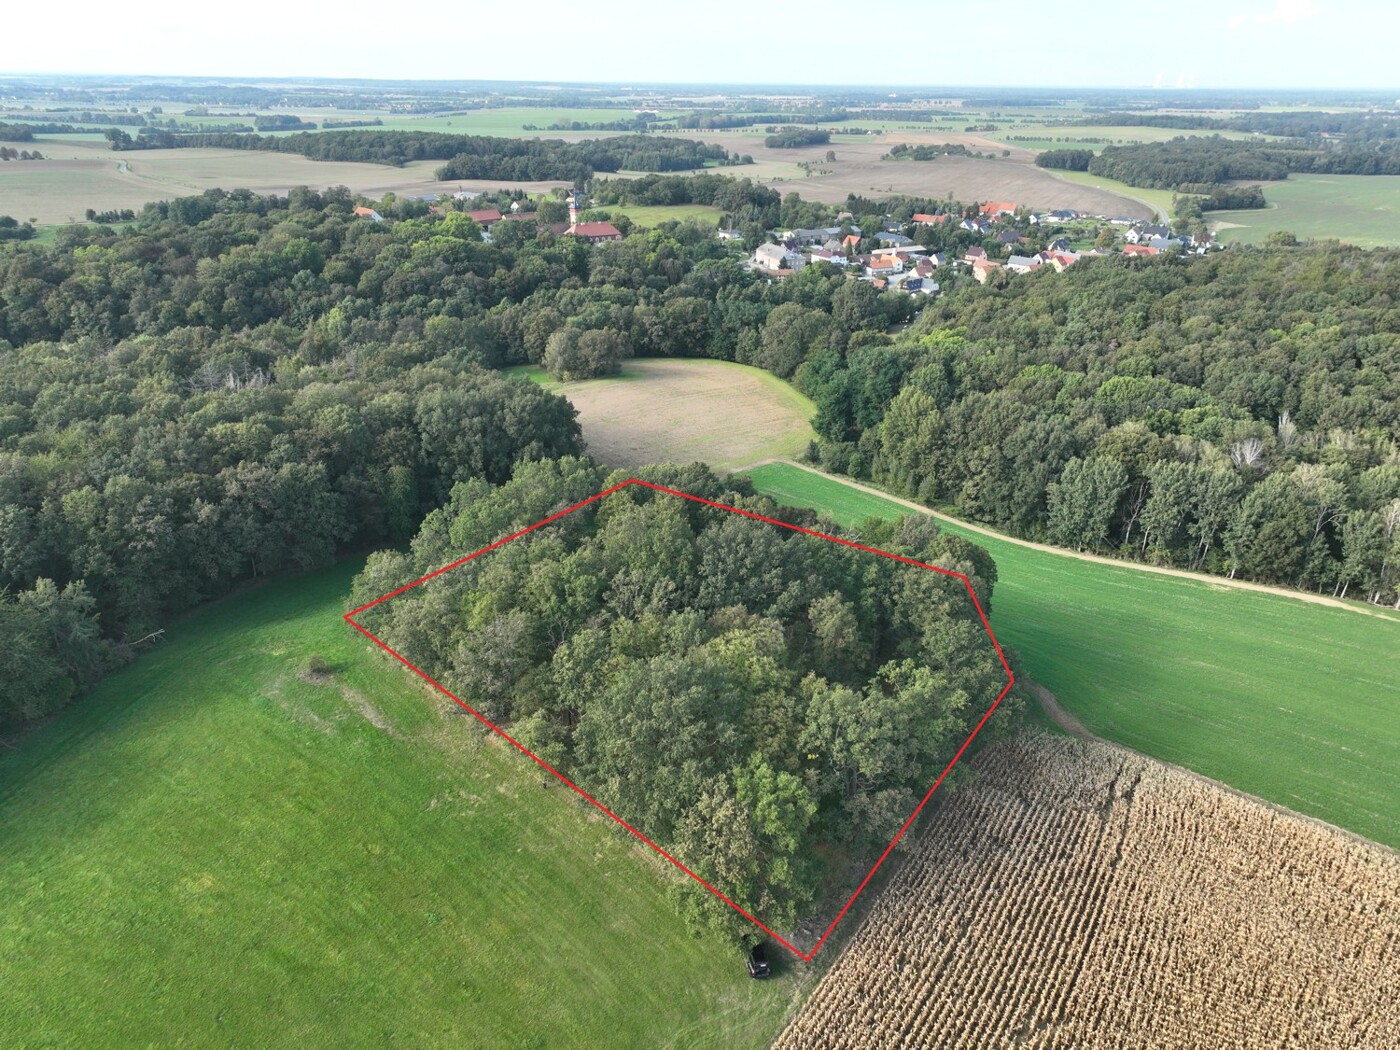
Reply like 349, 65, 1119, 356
745, 463, 1400, 848
1212, 174, 1400, 247
0, 561, 802, 1047
515, 359, 819, 472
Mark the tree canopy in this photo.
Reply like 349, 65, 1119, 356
350, 460, 1007, 940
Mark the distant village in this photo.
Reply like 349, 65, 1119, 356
739, 201, 1219, 295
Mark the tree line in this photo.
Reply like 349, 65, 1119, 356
799, 247, 1400, 604
350, 459, 1009, 940
98, 127, 739, 180
765, 129, 831, 148
1089, 136, 1400, 188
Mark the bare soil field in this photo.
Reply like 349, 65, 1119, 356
689, 132, 1151, 216
775, 734, 1400, 1049
539, 358, 817, 472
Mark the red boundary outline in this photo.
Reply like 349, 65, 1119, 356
345, 478, 1015, 960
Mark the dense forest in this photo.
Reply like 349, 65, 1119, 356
1034, 148, 1093, 171
349, 459, 1008, 938
764, 128, 831, 149
101, 128, 740, 180
4, 178, 1398, 729
1088, 135, 1400, 188
803, 248, 1400, 602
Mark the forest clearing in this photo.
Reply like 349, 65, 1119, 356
774, 734, 1400, 1049
521, 359, 818, 471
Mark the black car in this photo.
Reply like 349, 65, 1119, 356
745, 942, 771, 979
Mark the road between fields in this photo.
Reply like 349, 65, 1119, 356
745, 460, 1400, 624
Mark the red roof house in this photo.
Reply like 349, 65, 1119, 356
979, 201, 1018, 218
564, 221, 624, 243
467, 208, 504, 227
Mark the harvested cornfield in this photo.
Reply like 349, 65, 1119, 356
775, 735, 1400, 1049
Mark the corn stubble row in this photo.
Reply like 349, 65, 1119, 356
774, 735, 1399, 1049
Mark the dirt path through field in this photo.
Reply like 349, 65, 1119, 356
763, 460, 1400, 623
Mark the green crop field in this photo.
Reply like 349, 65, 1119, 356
1212, 174, 1400, 247
0, 561, 802, 1047
743, 463, 1400, 848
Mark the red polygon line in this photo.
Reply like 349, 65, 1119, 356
345, 477, 1016, 960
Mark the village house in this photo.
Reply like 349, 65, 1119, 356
876, 231, 914, 247
1121, 244, 1160, 257
352, 206, 383, 222
1006, 254, 1042, 274
971, 258, 1004, 284
564, 220, 624, 243
467, 208, 504, 228
912, 212, 951, 225
980, 201, 1018, 218
1126, 223, 1171, 244
963, 246, 988, 263
753, 242, 801, 275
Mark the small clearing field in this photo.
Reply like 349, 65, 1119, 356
606, 202, 725, 227
527, 359, 818, 472
0, 561, 804, 1047
775, 734, 1400, 1049
1212, 174, 1400, 247
743, 463, 1400, 847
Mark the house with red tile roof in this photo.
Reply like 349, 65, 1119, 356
353, 205, 383, 221
980, 201, 1018, 218
564, 221, 624, 243
912, 213, 951, 225
467, 208, 504, 227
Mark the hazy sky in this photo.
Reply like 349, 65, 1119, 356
6, 0, 1397, 91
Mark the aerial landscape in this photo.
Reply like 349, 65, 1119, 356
2, 1, 1398, 1046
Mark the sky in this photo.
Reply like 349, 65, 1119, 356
5, 0, 1398, 91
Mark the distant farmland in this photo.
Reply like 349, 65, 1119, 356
744, 462, 1400, 847
775, 734, 1400, 1049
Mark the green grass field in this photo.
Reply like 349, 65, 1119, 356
1212, 174, 1400, 247
0, 561, 801, 1047
607, 203, 726, 227
743, 463, 1400, 848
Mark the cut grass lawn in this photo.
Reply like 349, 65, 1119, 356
515, 358, 818, 472
0, 560, 802, 1047
606, 203, 726, 227
1212, 174, 1400, 248
743, 462, 1400, 849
